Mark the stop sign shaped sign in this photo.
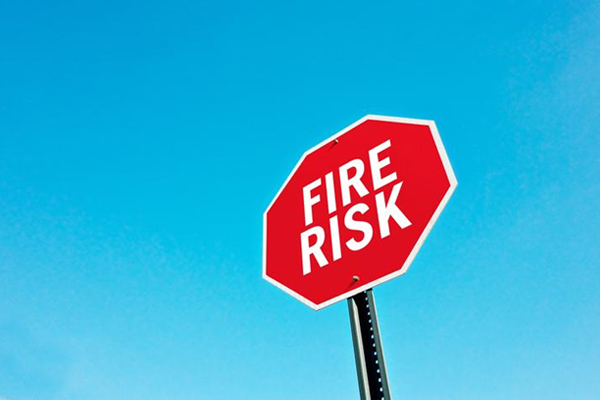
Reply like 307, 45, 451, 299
263, 115, 457, 310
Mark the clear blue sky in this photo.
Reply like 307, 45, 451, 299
1, 0, 599, 399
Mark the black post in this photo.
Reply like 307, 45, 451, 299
347, 289, 392, 400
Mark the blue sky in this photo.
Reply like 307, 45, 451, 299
1, 0, 599, 399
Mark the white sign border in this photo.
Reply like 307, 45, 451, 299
263, 115, 458, 310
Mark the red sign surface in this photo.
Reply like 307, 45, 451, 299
263, 115, 457, 310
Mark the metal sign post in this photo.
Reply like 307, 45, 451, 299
263, 116, 457, 399
348, 289, 392, 400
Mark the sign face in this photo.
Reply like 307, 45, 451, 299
263, 115, 457, 310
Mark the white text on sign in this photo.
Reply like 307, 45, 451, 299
300, 140, 411, 275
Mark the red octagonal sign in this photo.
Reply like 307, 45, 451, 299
263, 115, 457, 310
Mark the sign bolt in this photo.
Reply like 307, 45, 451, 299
353, 275, 360, 282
